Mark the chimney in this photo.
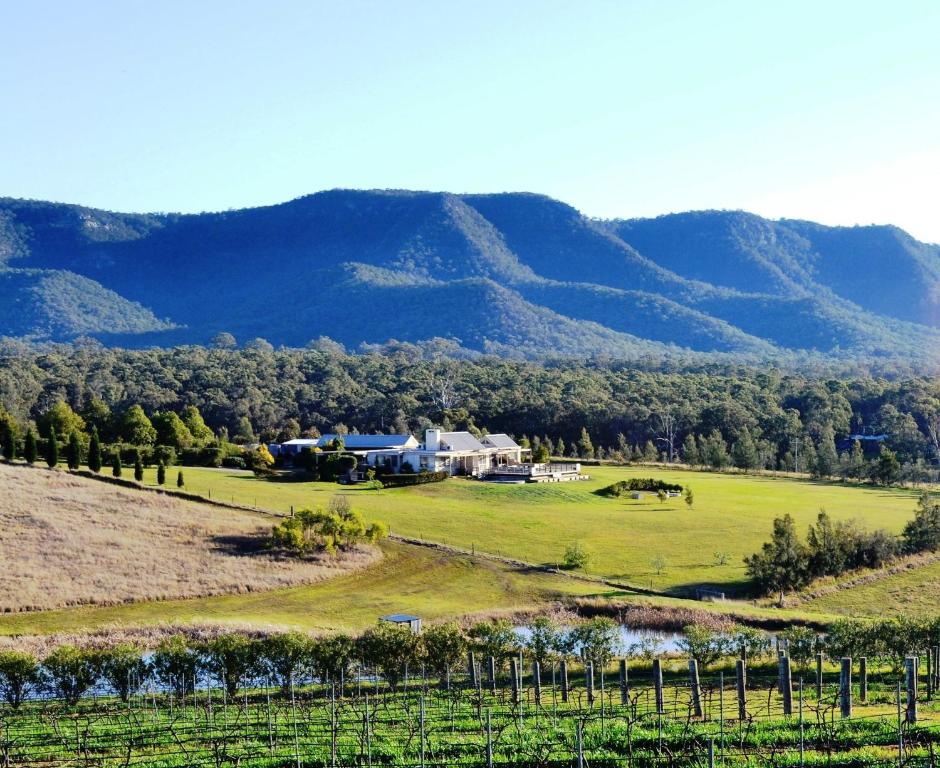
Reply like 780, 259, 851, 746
425, 428, 441, 451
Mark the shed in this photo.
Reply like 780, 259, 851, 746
379, 613, 422, 633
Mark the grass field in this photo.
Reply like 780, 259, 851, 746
0, 463, 375, 613
0, 539, 614, 636
143, 464, 921, 594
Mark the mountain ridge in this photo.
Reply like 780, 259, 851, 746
2, 190, 939, 364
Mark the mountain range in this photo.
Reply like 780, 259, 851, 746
2, 189, 939, 364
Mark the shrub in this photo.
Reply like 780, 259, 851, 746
468, 620, 517, 667
0, 651, 40, 709
42, 645, 99, 705
309, 634, 356, 684
200, 634, 261, 697
98, 644, 149, 702
562, 542, 590, 570
570, 618, 620, 667
260, 632, 312, 693
376, 471, 448, 487
270, 498, 387, 554
153, 445, 177, 467
596, 478, 682, 497
678, 624, 726, 669
357, 622, 420, 687
151, 636, 199, 696
421, 623, 467, 682
157, 460, 166, 485
222, 456, 247, 469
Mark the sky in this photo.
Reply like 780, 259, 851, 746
2, 1, 939, 242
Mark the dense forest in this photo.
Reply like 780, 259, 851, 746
3, 190, 940, 365
3, 340, 940, 481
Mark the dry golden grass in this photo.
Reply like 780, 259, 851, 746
0, 464, 378, 613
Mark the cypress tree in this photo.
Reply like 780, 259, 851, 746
1, 421, 15, 462
112, 454, 122, 477
157, 460, 166, 485
134, 454, 144, 482
24, 428, 37, 464
66, 431, 82, 470
177, 470, 184, 488
88, 427, 102, 473
44, 425, 59, 468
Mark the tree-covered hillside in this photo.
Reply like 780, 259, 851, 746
2, 191, 940, 364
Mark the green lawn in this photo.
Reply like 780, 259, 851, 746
0, 539, 611, 636
146, 465, 920, 594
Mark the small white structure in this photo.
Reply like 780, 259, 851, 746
379, 613, 422, 633
270, 433, 418, 458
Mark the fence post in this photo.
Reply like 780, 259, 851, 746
779, 654, 793, 716
586, 661, 595, 707
815, 652, 823, 700
488, 655, 497, 695
561, 658, 569, 703
619, 658, 629, 706
736, 658, 747, 720
707, 737, 715, 768
533, 661, 541, 706
860, 657, 868, 703
653, 658, 665, 715
906, 656, 918, 724
840, 657, 852, 719
469, 651, 477, 688
510, 658, 519, 705
799, 678, 805, 767
689, 658, 703, 718
929, 647, 934, 700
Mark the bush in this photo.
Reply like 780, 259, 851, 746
201, 634, 261, 697
260, 632, 312, 692
151, 636, 199, 696
0, 651, 40, 709
596, 478, 682, 497
98, 644, 149, 702
562, 542, 590, 570
222, 456, 247, 469
357, 622, 420, 687
377, 471, 448, 488
42, 645, 99, 705
153, 445, 177, 467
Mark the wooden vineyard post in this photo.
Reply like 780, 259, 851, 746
653, 659, 665, 715
561, 659, 569, 703
906, 656, 918, 724
859, 657, 868, 703
586, 661, 595, 707
736, 659, 747, 721
619, 658, 629, 706
839, 657, 852, 719
532, 661, 541, 706
510, 658, 519, 705
689, 658, 703, 718
488, 656, 497, 695
816, 652, 823, 700
469, 651, 477, 688
779, 655, 793, 716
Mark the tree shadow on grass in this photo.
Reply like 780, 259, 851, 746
209, 534, 271, 557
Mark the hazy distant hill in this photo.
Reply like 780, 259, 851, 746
1, 190, 939, 363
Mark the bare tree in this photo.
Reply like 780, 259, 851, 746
429, 364, 462, 412
654, 411, 679, 463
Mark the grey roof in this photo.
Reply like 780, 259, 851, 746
482, 433, 519, 449
318, 433, 417, 449
381, 614, 421, 622
439, 431, 486, 452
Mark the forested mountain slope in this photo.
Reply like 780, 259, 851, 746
1, 190, 939, 364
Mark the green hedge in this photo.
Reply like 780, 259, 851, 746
596, 478, 682, 496
377, 471, 449, 487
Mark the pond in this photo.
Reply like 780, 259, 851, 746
514, 623, 684, 655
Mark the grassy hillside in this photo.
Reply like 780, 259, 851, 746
0, 463, 375, 613
133, 464, 920, 595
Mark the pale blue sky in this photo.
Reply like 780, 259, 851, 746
2, 1, 939, 241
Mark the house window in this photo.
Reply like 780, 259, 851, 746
419, 456, 429, 469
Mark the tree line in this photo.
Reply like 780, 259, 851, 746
3, 342, 940, 481
746, 494, 940, 597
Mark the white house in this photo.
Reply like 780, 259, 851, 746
365, 428, 526, 477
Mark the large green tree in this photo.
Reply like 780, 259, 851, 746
744, 514, 810, 598
120, 405, 157, 446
